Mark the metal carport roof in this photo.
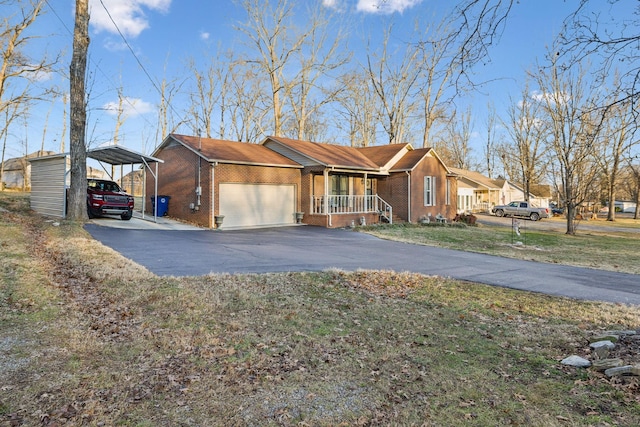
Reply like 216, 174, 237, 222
88, 145, 162, 165
87, 145, 164, 222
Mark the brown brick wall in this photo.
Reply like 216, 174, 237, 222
409, 157, 457, 221
145, 144, 212, 226
378, 173, 409, 221
145, 143, 302, 228
377, 157, 457, 223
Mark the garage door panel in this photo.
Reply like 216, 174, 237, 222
219, 183, 295, 228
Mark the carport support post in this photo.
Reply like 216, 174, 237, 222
154, 162, 158, 221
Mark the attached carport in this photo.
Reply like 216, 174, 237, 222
29, 146, 164, 220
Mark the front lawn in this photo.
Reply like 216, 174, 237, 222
361, 221, 640, 275
1, 192, 639, 426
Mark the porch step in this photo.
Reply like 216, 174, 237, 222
381, 214, 404, 224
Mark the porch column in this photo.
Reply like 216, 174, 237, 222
363, 172, 368, 212
324, 169, 329, 214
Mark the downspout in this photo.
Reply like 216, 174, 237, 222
196, 131, 202, 210
210, 162, 217, 229
406, 171, 411, 223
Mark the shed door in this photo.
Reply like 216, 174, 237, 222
219, 183, 296, 228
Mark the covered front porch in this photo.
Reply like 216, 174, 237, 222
305, 169, 392, 228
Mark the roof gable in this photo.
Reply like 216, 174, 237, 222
263, 136, 382, 171
357, 144, 411, 169
164, 134, 301, 168
450, 167, 501, 190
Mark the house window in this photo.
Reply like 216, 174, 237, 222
331, 175, 348, 196
365, 178, 373, 196
445, 179, 451, 205
424, 176, 436, 206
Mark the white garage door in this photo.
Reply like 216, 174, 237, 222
219, 183, 296, 228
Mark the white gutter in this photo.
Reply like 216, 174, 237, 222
211, 162, 217, 229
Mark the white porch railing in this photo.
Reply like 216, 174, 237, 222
312, 195, 392, 223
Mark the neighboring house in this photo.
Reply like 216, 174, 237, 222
451, 167, 551, 213
450, 167, 503, 213
602, 200, 638, 214
1, 151, 55, 190
118, 170, 144, 196
148, 134, 456, 229
499, 181, 551, 208
1, 151, 104, 191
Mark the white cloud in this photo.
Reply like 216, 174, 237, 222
530, 90, 569, 105
102, 97, 154, 117
356, 0, 423, 14
89, 0, 171, 38
199, 31, 210, 41
102, 38, 128, 51
322, 0, 339, 9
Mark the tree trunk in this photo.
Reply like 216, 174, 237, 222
606, 183, 616, 221
68, 0, 89, 221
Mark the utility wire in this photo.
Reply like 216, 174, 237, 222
97, 0, 186, 126
44, 0, 183, 137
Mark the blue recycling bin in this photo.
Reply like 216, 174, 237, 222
151, 195, 171, 216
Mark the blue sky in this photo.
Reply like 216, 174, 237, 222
6, 0, 627, 173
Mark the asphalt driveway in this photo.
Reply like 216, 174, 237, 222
84, 224, 640, 305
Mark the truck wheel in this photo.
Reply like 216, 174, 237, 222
121, 210, 133, 221
87, 206, 96, 219
530, 212, 540, 221
494, 209, 504, 217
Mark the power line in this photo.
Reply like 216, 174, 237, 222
97, 0, 185, 126
44, 0, 181, 139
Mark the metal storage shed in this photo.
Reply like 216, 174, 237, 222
29, 146, 163, 220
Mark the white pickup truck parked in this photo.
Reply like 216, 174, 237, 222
491, 201, 550, 221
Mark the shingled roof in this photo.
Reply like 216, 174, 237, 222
357, 144, 410, 168
449, 167, 502, 189
166, 134, 301, 168
263, 136, 382, 171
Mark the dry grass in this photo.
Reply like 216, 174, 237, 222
1, 192, 640, 426
361, 220, 640, 274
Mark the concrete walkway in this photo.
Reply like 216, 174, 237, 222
84, 224, 640, 306
87, 211, 203, 230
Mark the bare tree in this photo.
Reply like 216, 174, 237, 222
227, 62, 269, 142
624, 159, 640, 219
112, 85, 127, 145
236, 0, 310, 136
483, 102, 499, 178
187, 56, 220, 138
333, 71, 377, 147
156, 74, 186, 142
0, 0, 55, 146
558, 1, 640, 114
68, 0, 89, 221
535, 59, 601, 234
414, 21, 459, 148
285, 4, 349, 140
434, 107, 475, 169
366, 27, 421, 144
593, 96, 638, 221
445, 0, 515, 89
0, 101, 23, 190
502, 83, 549, 202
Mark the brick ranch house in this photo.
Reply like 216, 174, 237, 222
147, 134, 457, 229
